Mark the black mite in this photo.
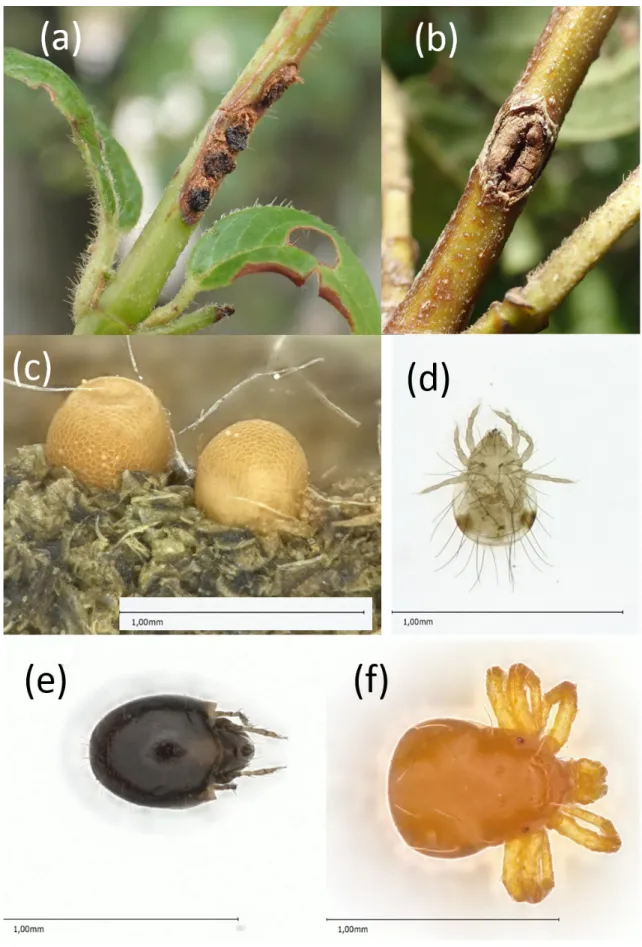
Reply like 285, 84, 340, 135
203, 151, 236, 179
186, 187, 211, 215
89, 694, 285, 809
225, 124, 250, 153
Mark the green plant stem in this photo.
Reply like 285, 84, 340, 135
72, 227, 120, 320
137, 306, 231, 335
381, 66, 415, 328
467, 167, 640, 333
72, 310, 131, 335
76, 6, 337, 334
384, 6, 621, 334
141, 280, 200, 329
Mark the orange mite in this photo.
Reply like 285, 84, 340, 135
388, 664, 621, 903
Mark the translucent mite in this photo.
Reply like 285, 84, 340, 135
421, 406, 572, 583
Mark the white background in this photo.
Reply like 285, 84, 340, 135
2, 7, 642, 947
1, 636, 328, 947
327, 634, 640, 941
3, 633, 641, 946
389, 335, 640, 634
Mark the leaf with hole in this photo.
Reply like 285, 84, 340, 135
186, 206, 380, 335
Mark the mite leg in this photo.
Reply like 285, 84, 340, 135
465, 405, 481, 453
486, 663, 543, 733
568, 758, 608, 804
207, 706, 248, 724
454, 424, 469, 467
549, 804, 621, 853
207, 706, 286, 739
507, 663, 544, 732
242, 725, 286, 740
525, 471, 574, 484
542, 681, 577, 752
502, 830, 554, 904
203, 782, 238, 800
494, 409, 524, 455
419, 474, 468, 495
240, 766, 286, 778
486, 666, 514, 729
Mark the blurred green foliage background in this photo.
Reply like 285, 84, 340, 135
5, 6, 380, 334
384, 6, 640, 333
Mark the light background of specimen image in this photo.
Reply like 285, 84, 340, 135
382, 6, 639, 332
1, 635, 329, 947
4, 336, 381, 634
389, 334, 639, 634
4, 6, 380, 334
326, 634, 640, 941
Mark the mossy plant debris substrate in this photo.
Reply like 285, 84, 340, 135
4, 446, 381, 634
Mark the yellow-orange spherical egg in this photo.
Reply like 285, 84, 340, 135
45, 375, 173, 489
195, 419, 309, 534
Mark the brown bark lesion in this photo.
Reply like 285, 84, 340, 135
180, 63, 302, 226
384, 6, 625, 335
480, 99, 556, 208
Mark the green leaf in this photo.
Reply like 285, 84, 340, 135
97, 118, 143, 230
428, 8, 639, 145
444, 7, 550, 105
403, 77, 489, 187
186, 206, 380, 335
4, 48, 142, 230
560, 45, 640, 143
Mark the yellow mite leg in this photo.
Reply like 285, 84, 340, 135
542, 681, 578, 753
502, 830, 555, 904
568, 758, 608, 804
486, 666, 517, 730
550, 804, 621, 853
506, 663, 544, 733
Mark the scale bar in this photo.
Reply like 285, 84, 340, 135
4, 918, 239, 922
120, 596, 373, 632
393, 610, 624, 615
327, 917, 560, 922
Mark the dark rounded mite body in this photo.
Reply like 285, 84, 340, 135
186, 187, 211, 215
225, 125, 250, 153
89, 694, 282, 809
203, 151, 236, 179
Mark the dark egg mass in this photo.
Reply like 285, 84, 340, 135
89, 695, 258, 809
